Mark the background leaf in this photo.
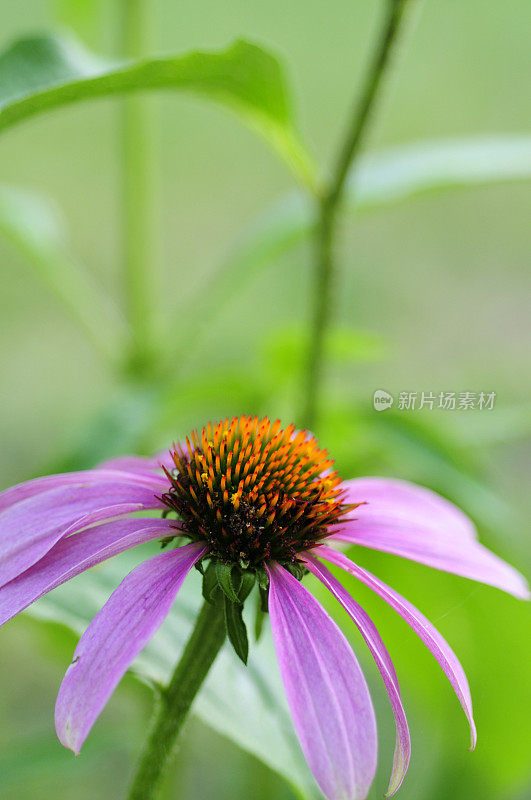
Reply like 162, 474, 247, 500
171, 135, 531, 352
350, 136, 531, 209
0, 184, 126, 362
0, 34, 315, 187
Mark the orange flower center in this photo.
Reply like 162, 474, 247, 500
160, 415, 356, 568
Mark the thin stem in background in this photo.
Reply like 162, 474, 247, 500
127, 598, 226, 800
301, 0, 414, 430
119, 0, 157, 376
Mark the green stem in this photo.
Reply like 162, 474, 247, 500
127, 598, 226, 800
119, 0, 157, 375
301, 0, 413, 429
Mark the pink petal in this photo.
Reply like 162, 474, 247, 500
0, 518, 181, 627
55, 542, 206, 754
96, 452, 174, 475
0, 468, 167, 513
317, 545, 477, 749
331, 477, 529, 599
266, 562, 377, 800
339, 477, 478, 541
304, 555, 410, 797
0, 482, 164, 588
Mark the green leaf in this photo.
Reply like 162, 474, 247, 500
254, 601, 266, 643
214, 562, 242, 603
223, 597, 249, 665
0, 34, 316, 188
201, 561, 220, 605
349, 136, 531, 209
0, 184, 127, 363
26, 548, 317, 799
239, 571, 257, 603
172, 135, 531, 356
259, 585, 269, 612
215, 563, 256, 605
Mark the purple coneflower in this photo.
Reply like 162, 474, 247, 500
0, 415, 528, 800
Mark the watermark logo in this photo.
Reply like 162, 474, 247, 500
372, 390, 496, 412
373, 389, 394, 411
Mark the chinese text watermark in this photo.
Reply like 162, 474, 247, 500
372, 390, 496, 412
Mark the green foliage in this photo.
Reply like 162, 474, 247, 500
263, 325, 387, 384
0, 34, 315, 188
202, 560, 221, 604
42, 385, 163, 475
223, 596, 249, 665
350, 136, 531, 208
254, 598, 266, 642
206, 563, 256, 664
172, 136, 531, 356
215, 562, 244, 603
0, 185, 126, 363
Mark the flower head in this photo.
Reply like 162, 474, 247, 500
0, 415, 528, 800
160, 415, 355, 566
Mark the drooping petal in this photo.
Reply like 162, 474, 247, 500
0, 517, 181, 627
55, 541, 207, 754
331, 478, 529, 599
0, 482, 164, 588
266, 562, 377, 800
304, 555, 410, 797
317, 545, 477, 749
0, 468, 167, 513
340, 477, 478, 541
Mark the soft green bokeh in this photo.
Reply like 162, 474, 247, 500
0, 1, 529, 799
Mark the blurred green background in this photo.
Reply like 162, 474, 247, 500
0, 1, 530, 799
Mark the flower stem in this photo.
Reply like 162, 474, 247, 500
119, 0, 157, 376
301, 0, 414, 430
127, 598, 226, 800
